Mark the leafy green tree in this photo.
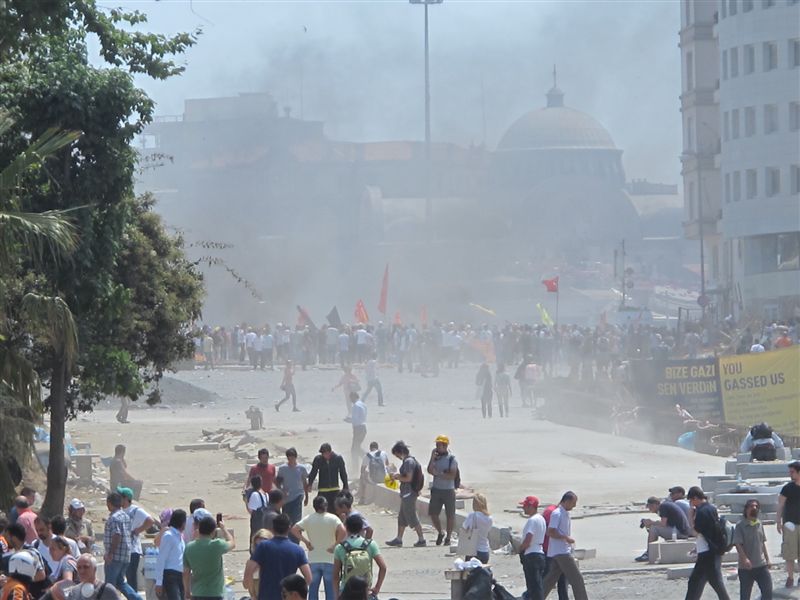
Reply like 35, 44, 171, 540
0, 3, 202, 514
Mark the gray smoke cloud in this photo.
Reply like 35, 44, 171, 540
130, 0, 682, 184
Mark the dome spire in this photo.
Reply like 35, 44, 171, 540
546, 64, 564, 108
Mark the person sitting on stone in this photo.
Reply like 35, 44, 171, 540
635, 496, 692, 562
109, 445, 143, 500
740, 422, 784, 462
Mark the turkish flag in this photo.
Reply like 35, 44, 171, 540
378, 264, 389, 315
542, 276, 559, 293
354, 299, 370, 324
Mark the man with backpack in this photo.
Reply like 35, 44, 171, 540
426, 435, 460, 546
685, 486, 731, 600
333, 515, 386, 600
359, 442, 389, 503
385, 441, 426, 547
741, 422, 784, 461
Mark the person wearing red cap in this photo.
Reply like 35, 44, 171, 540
517, 496, 546, 600
543, 491, 587, 600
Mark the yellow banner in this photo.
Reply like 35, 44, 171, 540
720, 346, 800, 435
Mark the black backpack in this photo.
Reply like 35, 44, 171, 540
449, 455, 462, 489
410, 457, 425, 493
249, 491, 268, 533
751, 422, 773, 440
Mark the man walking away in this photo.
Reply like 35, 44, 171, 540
362, 354, 384, 406
350, 393, 367, 473
119, 487, 154, 594
103, 492, 141, 600
734, 499, 772, 600
778, 461, 800, 588
542, 491, 588, 600
518, 496, 546, 600
291, 496, 345, 600
333, 514, 386, 600
684, 486, 730, 600
275, 361, 298, 412
244, 514, 310, 600
306, 444, 348, 514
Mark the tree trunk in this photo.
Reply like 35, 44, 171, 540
41, 357, 67, 518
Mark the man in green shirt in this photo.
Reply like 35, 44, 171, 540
182, 515, 235, 600
332, 514, 386, 600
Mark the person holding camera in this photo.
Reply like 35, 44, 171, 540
427, 435, 459, 546
634, 496, 691, 563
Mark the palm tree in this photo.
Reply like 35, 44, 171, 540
0, 111, 80, 508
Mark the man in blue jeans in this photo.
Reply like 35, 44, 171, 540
103, 491, 142, 600
290, 496, 344, 600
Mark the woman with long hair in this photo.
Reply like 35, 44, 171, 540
462, 493, 493, 564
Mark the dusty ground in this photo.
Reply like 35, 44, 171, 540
62, 363, 788, 599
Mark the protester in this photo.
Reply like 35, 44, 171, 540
518, 496, 546, 600
247, 476, 269, 539
244, 514, 310, 600
276, 448, 309, 527
1, 523, 48, 599
65, 499, 94, 553
306, 443, 349, 513
685, 486, 730, 600
279, 574, 308, 600
12, 499, 37, 544
386, 441, 426, 547
462, 493, 493, 564
183, 499, 206, 543
734, 499, 772, 600
350, 393, 368, 475
333, 492, 373, 540
275, 360, 298, 412
154, 509, 186, 600
333, 515, 386, 600
8, 489, 36, 527
291, 496, 345, 600
778, 461, 800, 588
740, 423, 784, 461
426, 435, 459, 546
244, 449, 277, 498
109, 446, 143, 501
362, 353, 384, 406
475, 362, 493, 418
102, 491, 141, 600
494, 364, 512, 417
635, 496, 691, 562
332, 366, 360, 421
542, 491, 588, 600
668, 486, 692, 519
119, 487, 153, 593
358, 442, 389, 502
182, 515, 235, 600
246, 529, 273, 600
1, 550, 37, 600
65, 554, 121, 600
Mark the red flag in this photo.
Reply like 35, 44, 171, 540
542, 276, 559, 293
378, 264, 389, 314
354, 299, 370, 324
420, 305, 428, 327
393, 311, 402, 326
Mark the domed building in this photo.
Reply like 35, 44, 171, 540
491, 81, 641, 257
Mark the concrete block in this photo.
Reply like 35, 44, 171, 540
699, 475, 737, 492
666, 566, 695, 580
726, 460, 738, 475
737, 462, 791, 478
716, 492, 779, 513
648, 540, 695, 564
793, 448, 800, 460
174, 443, 222, 451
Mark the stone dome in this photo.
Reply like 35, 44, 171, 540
497, 86, 617, 151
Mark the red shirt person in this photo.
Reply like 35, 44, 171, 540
246, 448, 276, 493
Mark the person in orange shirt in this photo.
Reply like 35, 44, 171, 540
775, 330, 793, 349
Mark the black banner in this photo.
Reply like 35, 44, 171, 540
629, 357, 723, 421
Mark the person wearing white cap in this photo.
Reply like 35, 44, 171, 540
65, 499, 94, 554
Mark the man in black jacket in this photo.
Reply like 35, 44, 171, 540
305, 443, 348, 514
685, 486, 730, 600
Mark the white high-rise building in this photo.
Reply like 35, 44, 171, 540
680, 0, 800, 321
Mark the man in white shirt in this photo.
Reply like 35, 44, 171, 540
359, 442, 390, 503
245, 328, 258, 367
543, 491, 588, 600
518, 496, 546, 600
252, 329, 264, 370
291, 496, 345, 600
362, 354, 384, 406
350, 393, 367, 473
119, 487, 154, 593
155, 509, 186, 600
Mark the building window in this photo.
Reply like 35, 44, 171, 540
744, 106, 756, 136
686, 52, 694, 90
744, 45, 755, 74
733, 171, 742, 201
732, 108, 740, 139
778, 233, 800, 271
745, 233, 800, 275
731, 47, 739, 77
791, 165, 800, 194
724, 173, 731, 203
722, 50, 728, 80
730, 0, 738, 14
723, 111, 730, 141
763, 42, 778, 70
790, 101, 800, 131
743, 0, 754, 10
763, 0, 775, 7
746, 169, 758, 199
764, 104, 779, 133
790, 39, 800, 68
766, 167, 781, 197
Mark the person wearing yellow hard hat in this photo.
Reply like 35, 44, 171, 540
427, 434, 460, 546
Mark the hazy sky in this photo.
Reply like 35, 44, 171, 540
115, 0, 683, 184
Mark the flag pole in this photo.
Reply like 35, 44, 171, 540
555, 286, 559, 330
